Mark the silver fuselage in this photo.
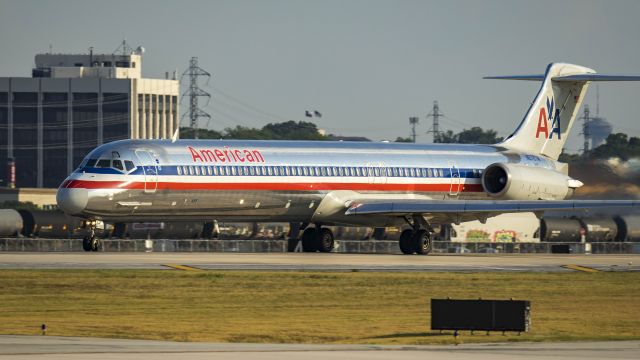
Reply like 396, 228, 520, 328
56, 139, 556, 226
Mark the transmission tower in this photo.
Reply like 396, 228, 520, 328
580, 105, 591, 155
409, 117, 419, 143
181, 57, 211, 139
426, 101, 443, 143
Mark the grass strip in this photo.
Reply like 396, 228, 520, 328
0, 270, 638, 345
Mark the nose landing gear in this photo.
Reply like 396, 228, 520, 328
82, 221, 102, 252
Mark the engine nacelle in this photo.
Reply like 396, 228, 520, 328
481, 163, 578, 200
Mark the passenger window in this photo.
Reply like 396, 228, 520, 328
249, 167, 255, 176
207, 166, 212, 175
411, 168, 416, 177
212, 166, 218, 176
189, 166, 194, 175
124, 160, 135, 171
374, 168, 380, 177
428, 168, 433, 177
113, 160, 124, 171
346, 167, 352, 176
274, 167, 280, 176
321, 167, 327, 176
195, 167, 200, 176
177, 166, 182, 175
96, 159, 111, 168
86, 159, 98, 167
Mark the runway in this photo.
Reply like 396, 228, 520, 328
0, 336, 638, 360
0, 253, 638, 272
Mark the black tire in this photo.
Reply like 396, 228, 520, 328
301, 228, 319, 252
317, 228, 334, 253
287, 238, 299, 252
82, 236, 92, 252
90, 237, 101, 252
399, 229, 415, 255
413, 229, 432, 255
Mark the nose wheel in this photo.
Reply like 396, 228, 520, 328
82, 229, 101, 252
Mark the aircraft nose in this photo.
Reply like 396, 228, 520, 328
56, 188, 88, 215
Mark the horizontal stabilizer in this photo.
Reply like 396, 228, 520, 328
345, 199, 640, 216
552, 74, 640, 82
484, 74, 640, 82
483, 75, 545, 81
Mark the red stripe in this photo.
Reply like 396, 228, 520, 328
64, 180, 484, 193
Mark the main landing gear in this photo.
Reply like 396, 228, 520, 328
300, 226, 335, 253
82, 222, 102, 252
399, 215, 433, 255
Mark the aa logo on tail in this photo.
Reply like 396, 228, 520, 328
536, 97, 561, 139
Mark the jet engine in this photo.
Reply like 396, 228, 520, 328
481, 163, 582, 200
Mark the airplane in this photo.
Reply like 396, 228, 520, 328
57, 63, 640, 253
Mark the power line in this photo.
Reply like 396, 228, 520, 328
579, 105, 591, 155
409, 117, 419, 143
426, 100, 443, 143
206, 85, 289, 123
181, 56, 211, 139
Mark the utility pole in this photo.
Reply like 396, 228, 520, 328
409, 117, 419, 143
181, 57, 211, 139
580, 105, 591, 155
426, 101, 443, 143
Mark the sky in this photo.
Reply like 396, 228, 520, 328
1, 0, 639, 152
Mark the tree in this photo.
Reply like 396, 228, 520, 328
179, 127, 223, 139
436, 130, 457, 143
456, 127, 503, 144
224, 126, 273, 140
394, 136, 413, 143
591, 133, 640, 160
262, 121, 326, 140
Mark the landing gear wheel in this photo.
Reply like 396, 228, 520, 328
317, 228, 334, 253
399, 229, 415, 255
287, 238, 299, 252
90, 237, 101, 252
82, 236, 92, 252
301, 228, 319, 252
413, 229, 432, 255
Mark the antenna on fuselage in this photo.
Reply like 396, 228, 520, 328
171, 127, 179, 143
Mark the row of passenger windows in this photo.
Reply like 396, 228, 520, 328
175, 165, 481, 178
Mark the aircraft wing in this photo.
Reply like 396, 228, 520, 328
345, 199, 640, 216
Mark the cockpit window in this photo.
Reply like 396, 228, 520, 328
113, 160, 124, 171
86, 159, 98, 167
124, 160, 135, 171
96, 159, 111, 168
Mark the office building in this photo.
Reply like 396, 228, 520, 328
0, 49, 179, 188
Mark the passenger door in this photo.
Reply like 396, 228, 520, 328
449, 161, 461, 197
135, 150, 158, 193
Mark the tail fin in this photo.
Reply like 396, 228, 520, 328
486, 63, 640, 160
